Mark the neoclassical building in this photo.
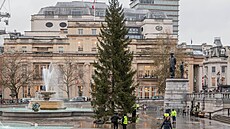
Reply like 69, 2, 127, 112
1, 1, 215, 100
203, 38, 230, 91
178, 38, 230, 92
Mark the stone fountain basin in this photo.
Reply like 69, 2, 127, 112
28, 100, 66, 110
0, 107, 94, 118
0, 121, 73, 128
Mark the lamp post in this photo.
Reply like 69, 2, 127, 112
204, 75, 208, 91
217, 72, 220, 91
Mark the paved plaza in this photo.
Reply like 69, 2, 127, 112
1, 109, 230, 129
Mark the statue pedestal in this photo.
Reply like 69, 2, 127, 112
164, 78, 189, 111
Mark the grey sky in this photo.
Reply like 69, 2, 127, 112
1, 0, 230, 45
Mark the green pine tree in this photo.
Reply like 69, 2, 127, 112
91, 0, 137, 121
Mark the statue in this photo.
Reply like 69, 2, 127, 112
32, 102, 40, 112
180, 62, 184, 78
169, 53, 176, 78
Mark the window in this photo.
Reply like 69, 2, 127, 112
22, 64, 27, 77
212, 67, 216, 73
221, 77, 226, 85
144, 66, 151, 78
45, 11, 54, 16
92, 29, 97, 35
78, 29, 83, 35
77, 42, 83, 51
221, 49, 225, 55
144, 86, 150, 99
140, 0, 154, 4
138, 70, 144, 78
78, 46, 83, 51
10, 47, 15, 53
212, 77, 216, 86
152, 87, 156, 97
46, 22, 53, 28
34, 65, 39, 78
22, 46, 27, 53
139, 87, 142, 99
128, 28, 139, 34
58, 46, 64, 53
59, 22, 67, 28
72, 10, 82, 16
222, 66, 226, 73
33, 64, 49, 79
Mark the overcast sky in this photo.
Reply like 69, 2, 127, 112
0, 0, 230, 45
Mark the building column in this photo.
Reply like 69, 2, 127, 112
149, 86, 152, 99
142, 87, 145, 99
84, 62, 90, 97
198, 65, 203, 91
227, 61, 230, 85
188, 64, 194, 92
208, 65, 211, 89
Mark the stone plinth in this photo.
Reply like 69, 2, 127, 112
164, 78, 189, 110
28, 100, 66, 110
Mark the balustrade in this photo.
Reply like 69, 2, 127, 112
187, 92, 230, 100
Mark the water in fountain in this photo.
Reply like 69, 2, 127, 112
0, 121, 3, 126
28, 62, 66, 110
42, 63, 63, 99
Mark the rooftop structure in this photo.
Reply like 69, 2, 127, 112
129, 0, 179, 37
30, 1, 173, 39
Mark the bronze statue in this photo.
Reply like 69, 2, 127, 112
180, 62, 184, 78
170, 53, 176, 78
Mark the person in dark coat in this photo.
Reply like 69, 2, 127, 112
160, 116, 172, 129
111, 113, 121, 129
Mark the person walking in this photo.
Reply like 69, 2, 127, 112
111, 113, 121, 129
171, 109, 177, 124
160, 116, 172, 129
122, 113, 128, 129
163, 109, 170, 119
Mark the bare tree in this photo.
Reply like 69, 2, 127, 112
0, 52, 33, 103
58, 57, 85, 99
149, 35, 186, 93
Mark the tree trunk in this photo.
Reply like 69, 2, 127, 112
15, 92, 19, 104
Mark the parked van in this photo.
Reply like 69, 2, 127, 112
69, 96, 88, 102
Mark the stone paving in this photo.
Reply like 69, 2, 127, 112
1, 110, 230, 129
1, 103, 230, 129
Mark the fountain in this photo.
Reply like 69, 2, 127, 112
0, 63, 93, 118
28, 63, 66, 110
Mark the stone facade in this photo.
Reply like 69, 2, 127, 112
164, 79, 189, 110
203, 38, 230, 91
2, 1, 177, 99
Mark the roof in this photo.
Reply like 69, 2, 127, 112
37, 1, 168, 20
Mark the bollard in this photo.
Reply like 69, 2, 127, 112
209, 112, 211, 120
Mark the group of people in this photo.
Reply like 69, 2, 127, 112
111, 103, 140, 129
110, 108, 177, 129
111, 113, 128, 129
182, 106, 190, 116
161, 109, 177, 129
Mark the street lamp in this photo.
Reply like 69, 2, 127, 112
203, 75, 208, 91
217, 71, 220, 91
